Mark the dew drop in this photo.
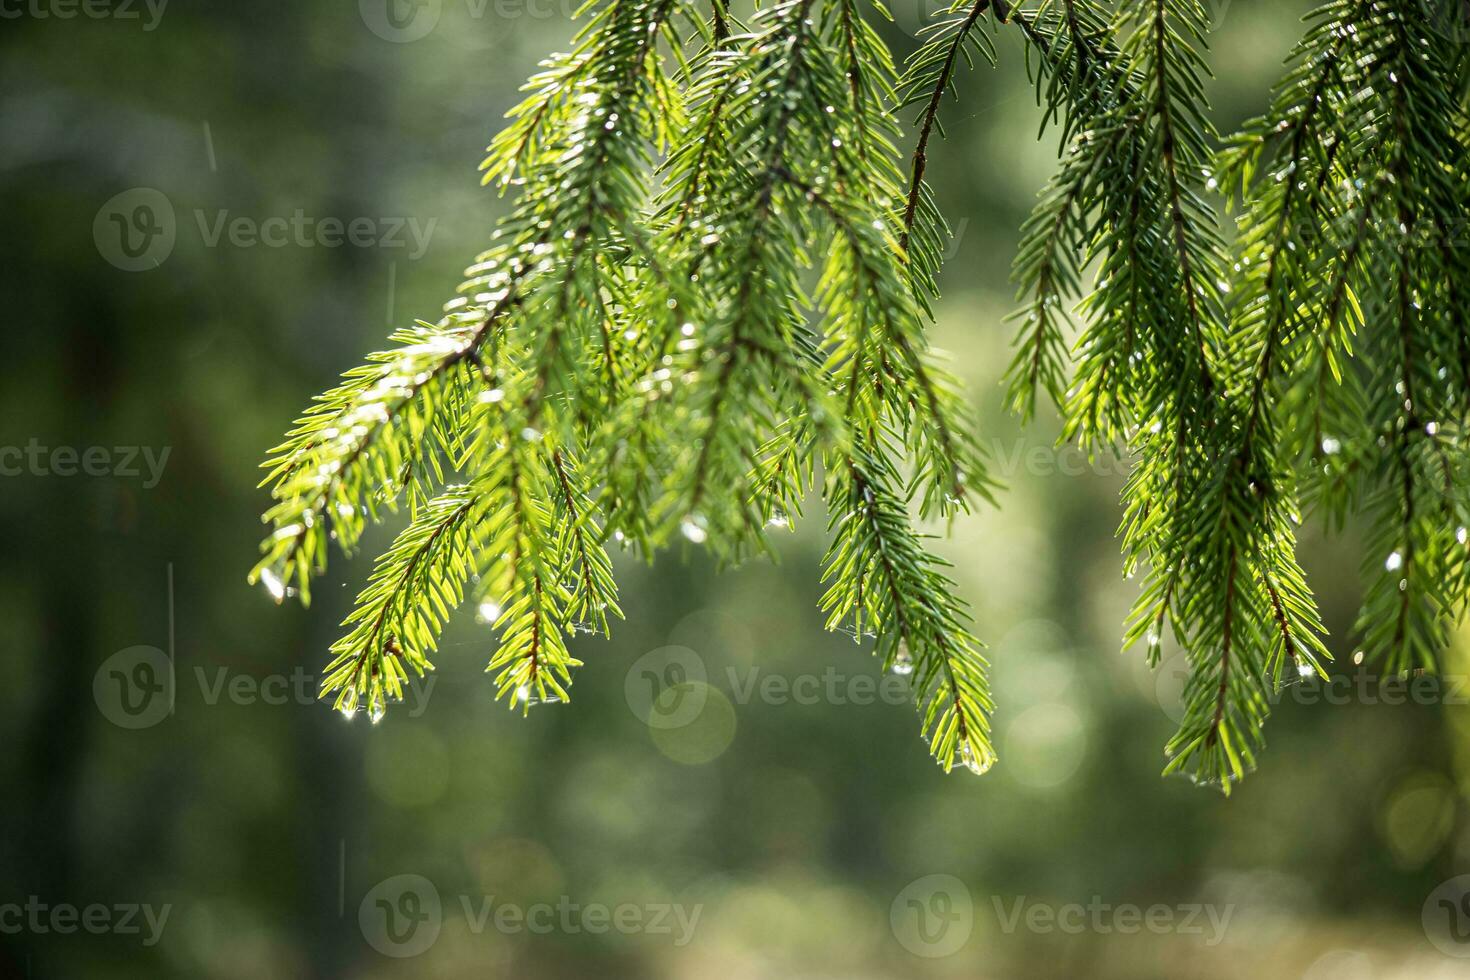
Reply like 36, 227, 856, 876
892, 646, 914, 676
477, 599, 503, 624
369, 703, 386, 724
680, 516, 708, 544
260, 568, 287, 604
516, 685, 563, 708
1385, 550, 1404, 572
959, 741, 993, 776
272, 523, 304, 541
1296, 661, 1314, 678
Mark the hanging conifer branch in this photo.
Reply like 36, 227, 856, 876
256, 0, 1470, 790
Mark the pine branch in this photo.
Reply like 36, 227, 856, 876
256, 0, 1470, 793
821, 448, 996, 773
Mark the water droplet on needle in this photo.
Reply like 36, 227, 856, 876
959, 741, 993, 776
260, 568, 287, 604
892, 642, 914, 676
680, 516, 708, 544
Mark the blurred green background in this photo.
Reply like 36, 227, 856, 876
4, 0, 1470, 976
